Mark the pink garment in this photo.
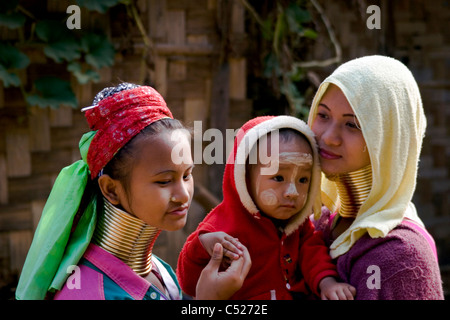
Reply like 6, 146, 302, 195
54, 244, 166, 300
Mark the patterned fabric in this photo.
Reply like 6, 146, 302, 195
85, 86, 173, 178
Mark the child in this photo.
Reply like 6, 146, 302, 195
15, 83, 251, 300
177, 115, 356, 300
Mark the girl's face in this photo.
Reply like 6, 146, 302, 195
247, 134, 313, 221
310, 84, 370, 175
116, 130, 194, 231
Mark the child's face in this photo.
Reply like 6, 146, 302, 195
247, 134, 313, 221
117, 130, 194, 231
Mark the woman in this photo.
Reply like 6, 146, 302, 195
15, 83, 251, 300
308, 55, 444, 299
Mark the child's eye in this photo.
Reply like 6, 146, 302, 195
156, 180, 171, 185
183, 173, 192, 181
299, 177, 309, 184
273, 175, 284, 182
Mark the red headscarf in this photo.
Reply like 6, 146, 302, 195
84, 86, 173, 178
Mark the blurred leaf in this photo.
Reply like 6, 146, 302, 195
68, 62, 100, 84
26, 77, 78, 109
303, 28, 317, 39
35, 20, 71, 43
0, 65, 21, 87
263, 52, 281, 78
36, 20, 82, 62
0, 43, 30, 87
76, 0, 123, 13
81, 33, 115, 68
287, 3, 311, 24
43, 40, 82, 63
0, 12, 26, 29
0, 43, 30, 69
289, 67, 305, 82
261, 19, 273, 40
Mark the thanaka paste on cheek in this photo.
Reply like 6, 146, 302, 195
255, 152, 312, 207
259, 189, 278, 206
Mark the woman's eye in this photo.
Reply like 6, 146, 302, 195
346, 122, 360, 130
183, 173, 192, 180
317, 112, 329, 120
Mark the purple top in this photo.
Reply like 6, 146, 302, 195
314, 209, 444, 300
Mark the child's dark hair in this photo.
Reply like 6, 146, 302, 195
278, 128, 309, 145
247, 128, 311, 165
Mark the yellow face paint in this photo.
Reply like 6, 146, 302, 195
255, 152, 312, 208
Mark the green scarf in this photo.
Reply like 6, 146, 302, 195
15, 131, 98, 300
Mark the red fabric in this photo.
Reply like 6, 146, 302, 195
84, 86, 173, 178
177, 116, 337, 300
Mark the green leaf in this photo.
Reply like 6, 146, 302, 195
81, 33, 115, 69
36, 20, 82, 63
263, 52, 281, 78
303, 28, 317, 39
43, 40, 82, 63
0, 65, 21, 87
76, 0, 123, 13
0, 43, 30, 87
26, 77, 78, 109
287, 4, 311, 24
36, 20, 71, 43
0, 43, 30, 69
67, 62, 100, 84
0, 12, 26, 29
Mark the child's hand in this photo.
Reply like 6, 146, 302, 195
199, 232, 244, 263
319, 277, 356, 300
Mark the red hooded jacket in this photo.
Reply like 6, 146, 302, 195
177, 116, 337, 299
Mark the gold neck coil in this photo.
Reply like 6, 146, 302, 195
326, 165, 373, 219
92, 198, 161, 276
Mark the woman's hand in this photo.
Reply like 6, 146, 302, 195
195, 242, 252, 300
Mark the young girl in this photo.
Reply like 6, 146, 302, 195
16, 83, 251, 300
177, 115, 356, 300
308, 55, 444, 299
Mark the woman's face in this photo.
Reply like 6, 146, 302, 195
310, 84, 370, 176
117, 130, 194, 231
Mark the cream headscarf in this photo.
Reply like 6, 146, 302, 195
307, 55, 427, 258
